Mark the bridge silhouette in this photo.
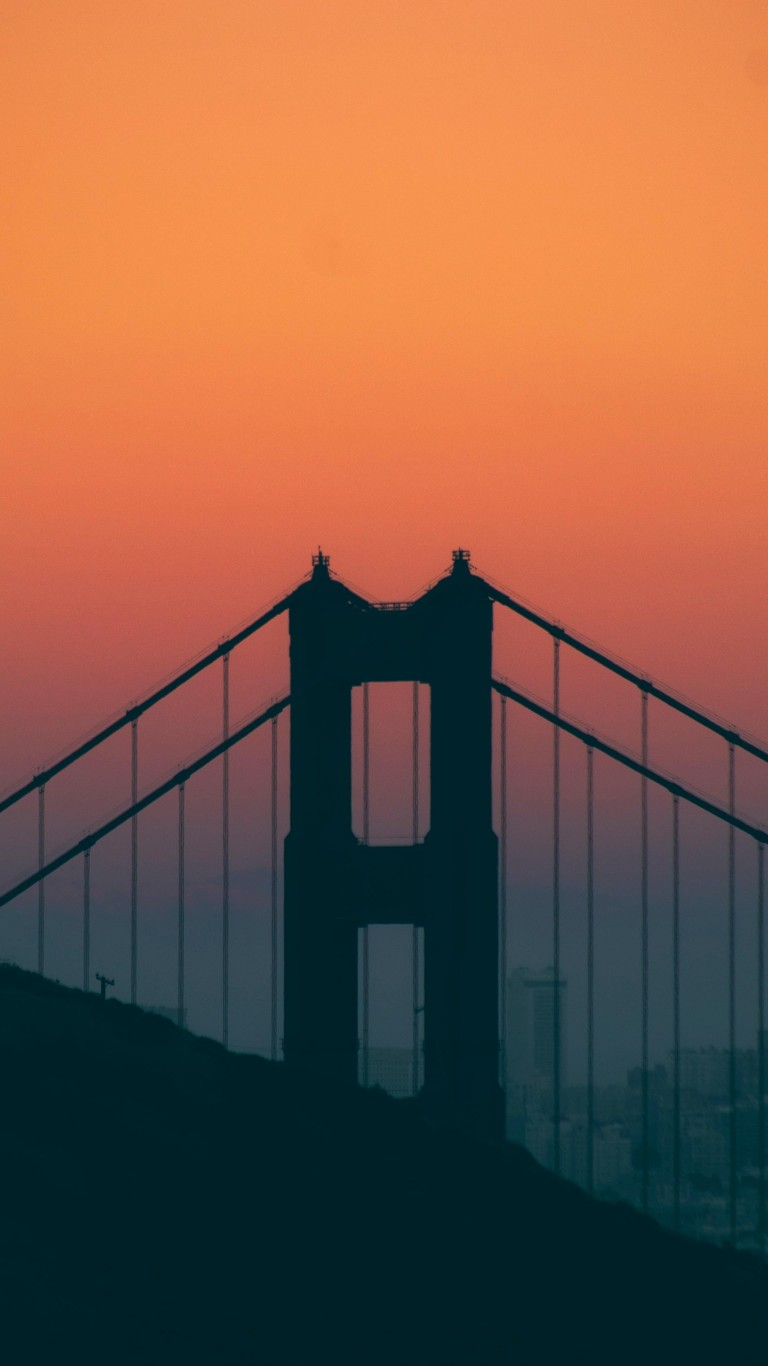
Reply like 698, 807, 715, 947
1, 550, 765, 1251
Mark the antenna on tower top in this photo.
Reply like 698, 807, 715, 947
311, 548, 331, 578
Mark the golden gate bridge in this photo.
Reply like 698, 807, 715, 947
0, 550, 765, 1251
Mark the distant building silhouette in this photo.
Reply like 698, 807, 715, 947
678, 1047, 730, 1099
506, 966, 567, 1095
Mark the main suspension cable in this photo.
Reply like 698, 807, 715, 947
488, 583, 768, 767
0, 594, 294, 818
0, 696, 291, 911
490, 678, 767, 844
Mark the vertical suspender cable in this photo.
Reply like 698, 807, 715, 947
83, 846, 91, 993
271, 715, 279, 1062
641, 690, 650, 1215
412, 680, 420, 1096
37, 785, 45, 975
553, 637, 561, 1175
130, 718, 138, 1006
222, 654, 230, 1049
362, 682, 370, 1087
758, 841, 766, 1257
586, 745, 595, 1195
728, 743, 737, 1242
672, 795, 681, 1233
499, 696, 508, 1093
178, 781, 186, 1030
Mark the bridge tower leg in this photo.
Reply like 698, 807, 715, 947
283, 550, 503, 1142
422, 552, 502, 1141
283, 555, 359, 1084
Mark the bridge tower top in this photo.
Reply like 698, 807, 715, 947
311, 548, 331, 579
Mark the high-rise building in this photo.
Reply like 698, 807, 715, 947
506, 966, 567, 1094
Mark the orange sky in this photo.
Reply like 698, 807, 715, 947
2, 0, 768, 786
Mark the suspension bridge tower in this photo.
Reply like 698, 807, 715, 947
283, 550, 503, 1141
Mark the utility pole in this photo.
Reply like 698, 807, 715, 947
95, 973, 114, 1001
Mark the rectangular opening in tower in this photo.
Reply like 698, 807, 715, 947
358, 924, 422, 1096
351, 682, 430, 844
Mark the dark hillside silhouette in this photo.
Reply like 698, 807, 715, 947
0, 962, 765, 1364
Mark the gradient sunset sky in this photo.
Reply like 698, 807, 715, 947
3, 0, 768, 783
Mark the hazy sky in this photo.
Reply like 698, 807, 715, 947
2, 3, 767, 1071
